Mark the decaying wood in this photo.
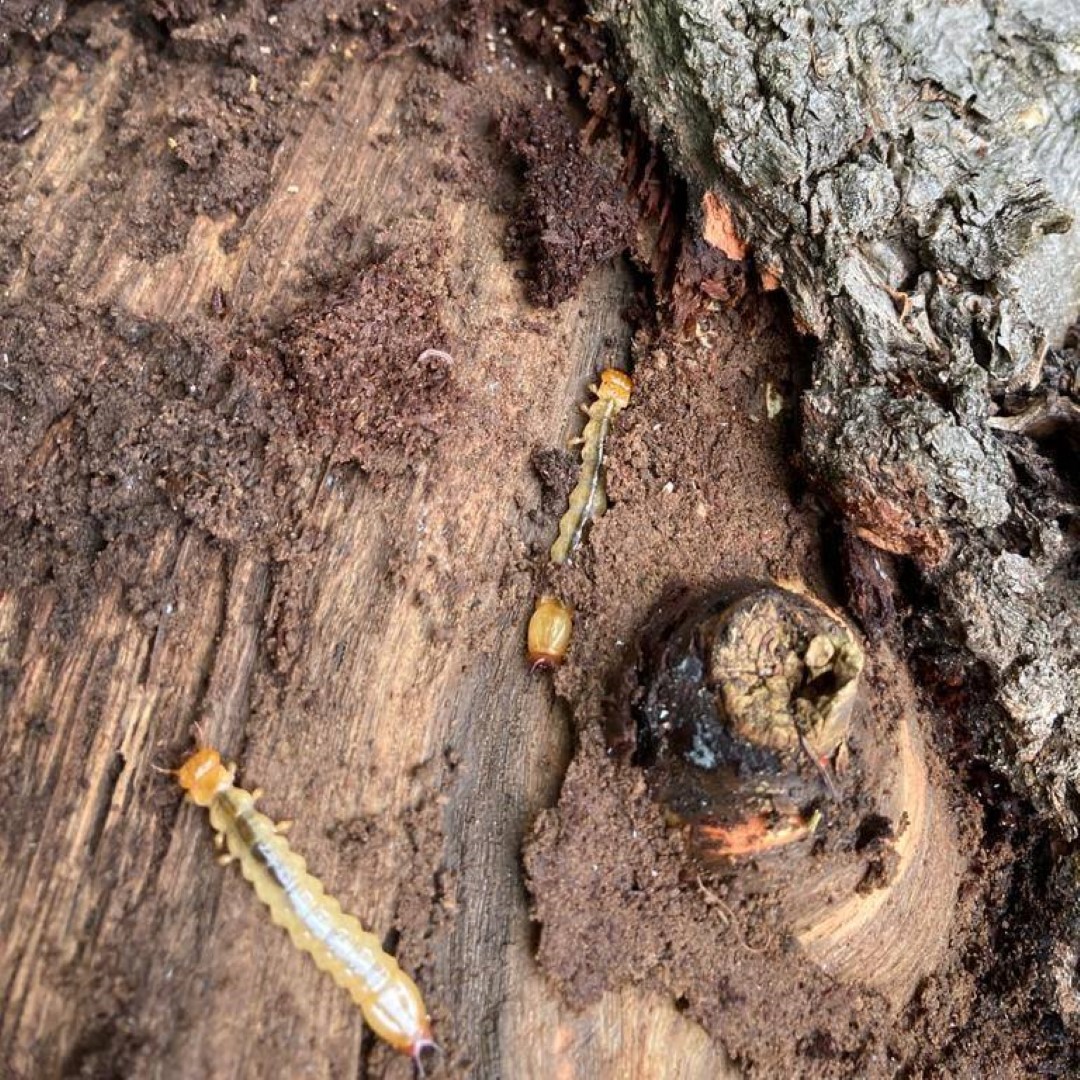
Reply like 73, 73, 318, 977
595, 0, 1080, 836
0, 36, 731, 1080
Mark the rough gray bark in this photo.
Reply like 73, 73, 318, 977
595, 0, 1080, 833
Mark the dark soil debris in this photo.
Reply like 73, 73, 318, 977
670, 236, 750, 335
247, 240, 461, 473
0, 237, 460, 600
530, 446, 576, 522
500, 101, 635, 307
1, 300, 287, 595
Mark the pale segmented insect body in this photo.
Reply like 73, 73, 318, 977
550, 368, 633, 564
526, 595, 573, 668
175, 748, 435, 1064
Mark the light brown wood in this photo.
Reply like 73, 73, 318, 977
0, 33, 732, 1080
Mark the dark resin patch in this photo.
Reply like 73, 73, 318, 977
616, 582, 867, 861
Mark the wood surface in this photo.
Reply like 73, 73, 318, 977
0, 32, 732, 1080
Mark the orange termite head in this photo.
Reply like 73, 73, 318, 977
596, 368, 633, 410
527, 595, 573, 670
175, 747, 232, 807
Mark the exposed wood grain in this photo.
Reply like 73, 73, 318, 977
0, 29, 733, 1080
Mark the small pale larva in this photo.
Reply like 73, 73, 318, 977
174, 747, 436, 1066
550, 368, 632, 564
527, 595, 573, 669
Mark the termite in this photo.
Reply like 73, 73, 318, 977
173, 747, 436, 1068
550, 368, 632, 564
527, 595, 573, 669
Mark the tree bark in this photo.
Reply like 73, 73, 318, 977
595, 0, 1080, 833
